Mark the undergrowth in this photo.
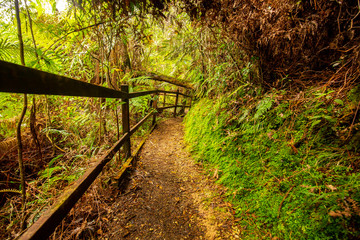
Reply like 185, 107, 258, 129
0, 91, 153, 238
184, 85, 360, 239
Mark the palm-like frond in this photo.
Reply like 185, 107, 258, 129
0, 38, 19, 61
0, 37, 64, 73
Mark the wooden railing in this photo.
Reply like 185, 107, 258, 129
0, 60, 192, 240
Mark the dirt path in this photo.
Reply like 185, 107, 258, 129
103, 118, 239, 239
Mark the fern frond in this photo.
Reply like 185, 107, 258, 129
0, 37, 38, 64
254, 97, 274, 120
0, 38, 17, 61
0, 189, 21, 194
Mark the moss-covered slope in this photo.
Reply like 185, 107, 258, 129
184, 86, 360, 239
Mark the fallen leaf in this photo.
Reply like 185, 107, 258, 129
326, 185, 337, 191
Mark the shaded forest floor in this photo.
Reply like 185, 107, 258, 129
98, 118, 240, 239
2, 116, 240, 239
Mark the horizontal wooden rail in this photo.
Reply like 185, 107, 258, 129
19, 111, 155, 240
0, 60, 128, 99
157, 105, 191, 110
128, 90, 157, 99
130, 110, 155, 135
0, 61, 193, 100
157, 105, 176, 110
114, 123, 157, 183
0, 60, 193, 240
0, 60, 191, 99
157, 90, 192, 98
18, 132, 129, 240
129, 90, 191, 99
133, 71, 193, 89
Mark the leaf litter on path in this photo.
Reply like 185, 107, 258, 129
53, 118, 240, 239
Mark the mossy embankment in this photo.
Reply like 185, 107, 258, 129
184, 85, 360, 239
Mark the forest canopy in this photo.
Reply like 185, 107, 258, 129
90, 0, 360, 90
2, 0, 358, 91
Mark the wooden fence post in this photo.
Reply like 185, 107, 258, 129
121, 85, 131, 159
173, 89, 179, 117
152, 92, 158, 125
180, 89, 185, 115
163, 92, 166, 107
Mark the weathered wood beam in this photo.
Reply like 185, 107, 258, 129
114, 123, 157, 182
133, 71, 193, 89
174, 89, 179, 117
0, 60, 129, 98
130, 110, 155, 135
18, 132, 130, 240
157, 105, 176, 110
18, 110, 155, 240
128, 90, 158, 99
157, 90, 192, 98
128, 90, 191, 99
121, 85, 131, 158
157, 105, 191, 111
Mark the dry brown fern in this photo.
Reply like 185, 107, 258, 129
0, 189, 21, 194
329, 197, 360, 218
184, 0, 360, 90
347, 197, 360, 216
0, 116, 18, 130
0, 133, 31, 155
0, 137, 17, 154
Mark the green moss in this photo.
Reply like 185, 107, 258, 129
184, 86, 360, 239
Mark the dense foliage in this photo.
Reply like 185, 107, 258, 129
184, 0, 360, 90
185, 86, 360, 239
179, 1, 360, 239
0, 1, 180, 238
0, 0, 359, 239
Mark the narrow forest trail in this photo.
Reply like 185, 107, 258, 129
102, 118, 239, 240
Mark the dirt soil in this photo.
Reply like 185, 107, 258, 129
102, 118, 240, 239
